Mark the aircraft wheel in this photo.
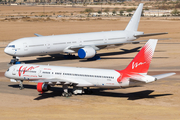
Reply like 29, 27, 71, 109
65, 93, 69, 97
62, 92, 66, 97
19, 87, 24, 90
68, 93, 72, 96
62, 92, 71, 97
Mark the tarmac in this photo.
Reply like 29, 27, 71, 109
0, 17, 180, 119
0, 41, 180, 120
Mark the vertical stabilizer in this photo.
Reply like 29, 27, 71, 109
124, 39, 158, 74
125, 3, 143, 31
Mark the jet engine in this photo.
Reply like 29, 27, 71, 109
78, 47, 96, 59
37, 82, 51, 93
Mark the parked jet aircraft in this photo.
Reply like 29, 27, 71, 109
4, 3, 167, 64
5, 39, 175, 97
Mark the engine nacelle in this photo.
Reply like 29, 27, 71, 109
37, 82, 51, 94
78, 47, 96, 59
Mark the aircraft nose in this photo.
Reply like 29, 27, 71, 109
4, 47, 13, 56
4, 71, 8, 78
4, 47, 10, 55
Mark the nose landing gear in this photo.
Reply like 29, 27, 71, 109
19, 80, 24, 90
9, 57, 20, 64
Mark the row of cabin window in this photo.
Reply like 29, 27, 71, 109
22, 70, 114, 79
63, 73, 114, 79
42, 72, 61, 74
28, 38, 125, 47
42, 71, 114, 79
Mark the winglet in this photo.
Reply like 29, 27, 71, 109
124, 39, 158, 74
125, 3, 143, 31
34, 33, 43, 37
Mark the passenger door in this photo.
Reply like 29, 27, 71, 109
12, 67, 17, 75
23, 43, 28, 51
47, 41, 50, 49
38, 68, 43, 77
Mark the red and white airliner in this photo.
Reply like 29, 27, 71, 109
4, 39, 175, 97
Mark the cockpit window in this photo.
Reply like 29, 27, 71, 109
7, 45, 15, 48
7, 69, 9, 72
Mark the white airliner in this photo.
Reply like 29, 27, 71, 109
5, 39, 175, 97
4, 3, 167, 63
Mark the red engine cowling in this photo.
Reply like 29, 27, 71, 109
37, 82, 51, 94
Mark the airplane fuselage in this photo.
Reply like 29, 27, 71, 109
4, 30, 136, 57
5, 64, 124, 88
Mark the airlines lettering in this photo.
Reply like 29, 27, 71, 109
18, 65, 39, 76
132, 62, 146, 69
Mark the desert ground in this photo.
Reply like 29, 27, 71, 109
0, 5, 180, 120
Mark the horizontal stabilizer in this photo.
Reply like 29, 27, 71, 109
34, 33, 43, 37
153, 73, 176, 80
130, 38, 170, 44
129, 78, 146, 86
134, 32, 168, 37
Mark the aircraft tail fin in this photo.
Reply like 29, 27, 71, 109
125, 3, 143, 31
124, 39, 158, 74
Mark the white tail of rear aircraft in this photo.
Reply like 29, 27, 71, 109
125, 3, 143, 31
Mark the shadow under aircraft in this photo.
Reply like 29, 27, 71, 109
8, 84, 172, 101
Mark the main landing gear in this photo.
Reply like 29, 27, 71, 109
62, 84, 72, 97
19, 80, 24, 90
61, 84, 87, 97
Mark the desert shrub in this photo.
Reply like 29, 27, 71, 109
126, 8, 136, 12
84, 8, 94, 13
104, 8, 110, 13
171, 9, 180, 16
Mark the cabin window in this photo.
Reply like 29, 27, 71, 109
8, 45, 15, 48
55, 72, 61, 75
42, 71, 50, 74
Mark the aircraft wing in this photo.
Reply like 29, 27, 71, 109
30, 77, 93, 87
63, 38, 170, 53
134, 32, 168, 37
152, 73, 176, 80
130, 38, 170, 44
65, 45, 100, 53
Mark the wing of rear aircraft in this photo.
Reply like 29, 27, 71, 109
64, 38, 170, 54
65, 45, 100, 53
134, 32, 168, 37
130, 38, 170, 44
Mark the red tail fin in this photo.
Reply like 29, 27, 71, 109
124, 39, 158, 74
